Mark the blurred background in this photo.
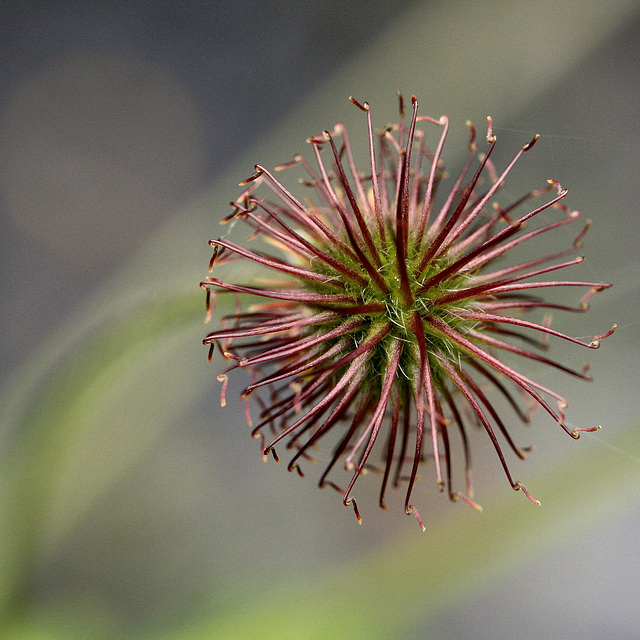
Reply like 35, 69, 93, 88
1, 1, 639, 638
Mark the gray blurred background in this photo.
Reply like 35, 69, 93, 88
0, 0, 415, 371
1, 1, 639, 639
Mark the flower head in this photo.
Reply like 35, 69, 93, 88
202, 95, 614, 529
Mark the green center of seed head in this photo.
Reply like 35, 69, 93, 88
347, 249, 468, 387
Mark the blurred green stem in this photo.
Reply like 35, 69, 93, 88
0, 290, 203, 621
174, 424, 640, 640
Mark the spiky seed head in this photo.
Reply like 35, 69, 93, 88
202, 95, 614, 529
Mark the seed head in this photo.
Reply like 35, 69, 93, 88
202, 95, 614, 529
